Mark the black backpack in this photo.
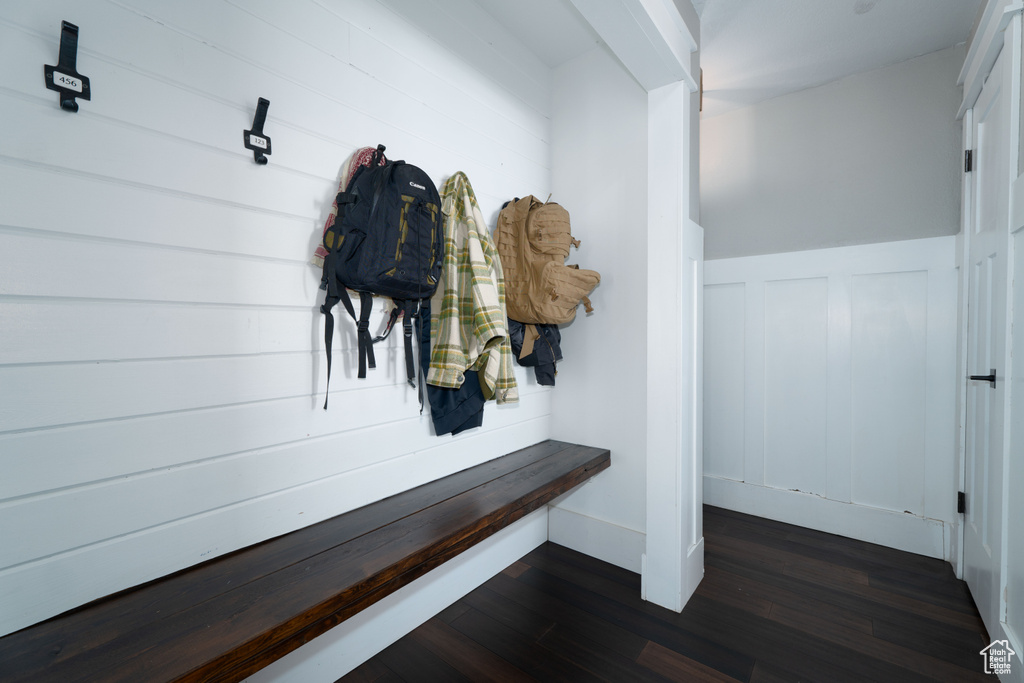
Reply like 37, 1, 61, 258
319, 145, 443, 409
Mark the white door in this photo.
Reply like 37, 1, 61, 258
964, 45, 1012, 637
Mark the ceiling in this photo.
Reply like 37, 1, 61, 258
477, 0, 982, 119
695, 0, 982, 118
472, 0, 601, 69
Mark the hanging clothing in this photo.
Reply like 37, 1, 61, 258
427, 172, 518, 405
418, 298, 486, 435
508, 319, 562, 386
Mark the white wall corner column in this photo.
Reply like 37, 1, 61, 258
645, 80, 704, 611
568, 0, 704, 613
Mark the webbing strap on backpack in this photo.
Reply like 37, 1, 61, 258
399, 300, 416, 387
396, 299, 426, 411
320, 277, 360, 410
323, 287, 409, 409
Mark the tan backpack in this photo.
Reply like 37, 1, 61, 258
495, 196, 600, 325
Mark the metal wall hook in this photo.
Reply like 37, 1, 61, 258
243, 97, 272, 165
969, 369, 997, 388
44, 20, 91, 112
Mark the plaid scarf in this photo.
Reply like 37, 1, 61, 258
312, 147, 386, 268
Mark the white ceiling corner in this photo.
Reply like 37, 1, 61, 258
472, 0, 980, 119
697, 0, 982, 118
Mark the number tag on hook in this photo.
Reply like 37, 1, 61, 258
244, 98, 272, 165
44, 21, 91, 112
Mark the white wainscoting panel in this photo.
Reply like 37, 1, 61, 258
0, 0, 553, 637
850, 271, 929, 514
704, 237, 958, 560
704, 283, 745, 481
763, 277, 829, 496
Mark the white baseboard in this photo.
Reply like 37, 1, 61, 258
704, 476, 948, 560
985, 619, 1024, 683
548, 506, 646, 573
684, 536, 705, 604
244, 508, 550, 683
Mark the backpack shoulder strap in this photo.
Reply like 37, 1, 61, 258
356, 291, 376, 379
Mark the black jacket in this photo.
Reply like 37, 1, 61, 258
508, 319, 562, 386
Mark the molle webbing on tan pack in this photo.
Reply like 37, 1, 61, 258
495, 195, 600, 326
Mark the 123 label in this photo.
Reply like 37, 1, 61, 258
52, 71, 83, 93
248, 135, 268, 150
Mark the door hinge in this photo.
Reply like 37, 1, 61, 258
965, 150, 973, 173
958, 491, 966, 514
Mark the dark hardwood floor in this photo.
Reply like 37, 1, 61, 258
341, 506, 991, 682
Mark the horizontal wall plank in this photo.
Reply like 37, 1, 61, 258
0, 301, 262, 366
0, 297, 376, 366
0, 379, 548, 501
2, 0, 548, 188
0, 95, 324, 218
231, 0, 549, 157
0, 295, 531, 372
343, 0, 549, 134
0, 162, 315, 263
0, 347, 411, 432
0, 390, 550, 569
0, 413, 552, 636
372, 0, 550, 115
0, 230, 316, 305
83, 0, 545, 183
0, 22, 347, 184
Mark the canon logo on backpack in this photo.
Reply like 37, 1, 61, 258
409, 181, 426, 190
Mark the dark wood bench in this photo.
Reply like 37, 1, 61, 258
0, 440, 609, 682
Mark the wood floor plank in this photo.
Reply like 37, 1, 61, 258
460, 585, 556, 641
373, 635, 472, 683
705, 506, 950, 579
448, 606, 604, 682
768, 602, 989, 681
337, 657, 396, 683
702, 564, 873, 634
527, 542, 643, 592
516, 565, 756, 681
868, 566, 981, 615
679, 594, 939, 683
693, 569, 774, 619
871, 614, 991, 670
706, 550, 984, 633
479, 572, 650, 661
407, 619, 536, 683
501, 561, 531, 579
636, 641, 744, 683
351, 507, 992, 683
435, 600, 471, 625
537, 625, 675, 683
748, 660, 807, 683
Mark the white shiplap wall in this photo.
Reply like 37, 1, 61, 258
0, 0, 554, 637
703, 237, 959, 560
